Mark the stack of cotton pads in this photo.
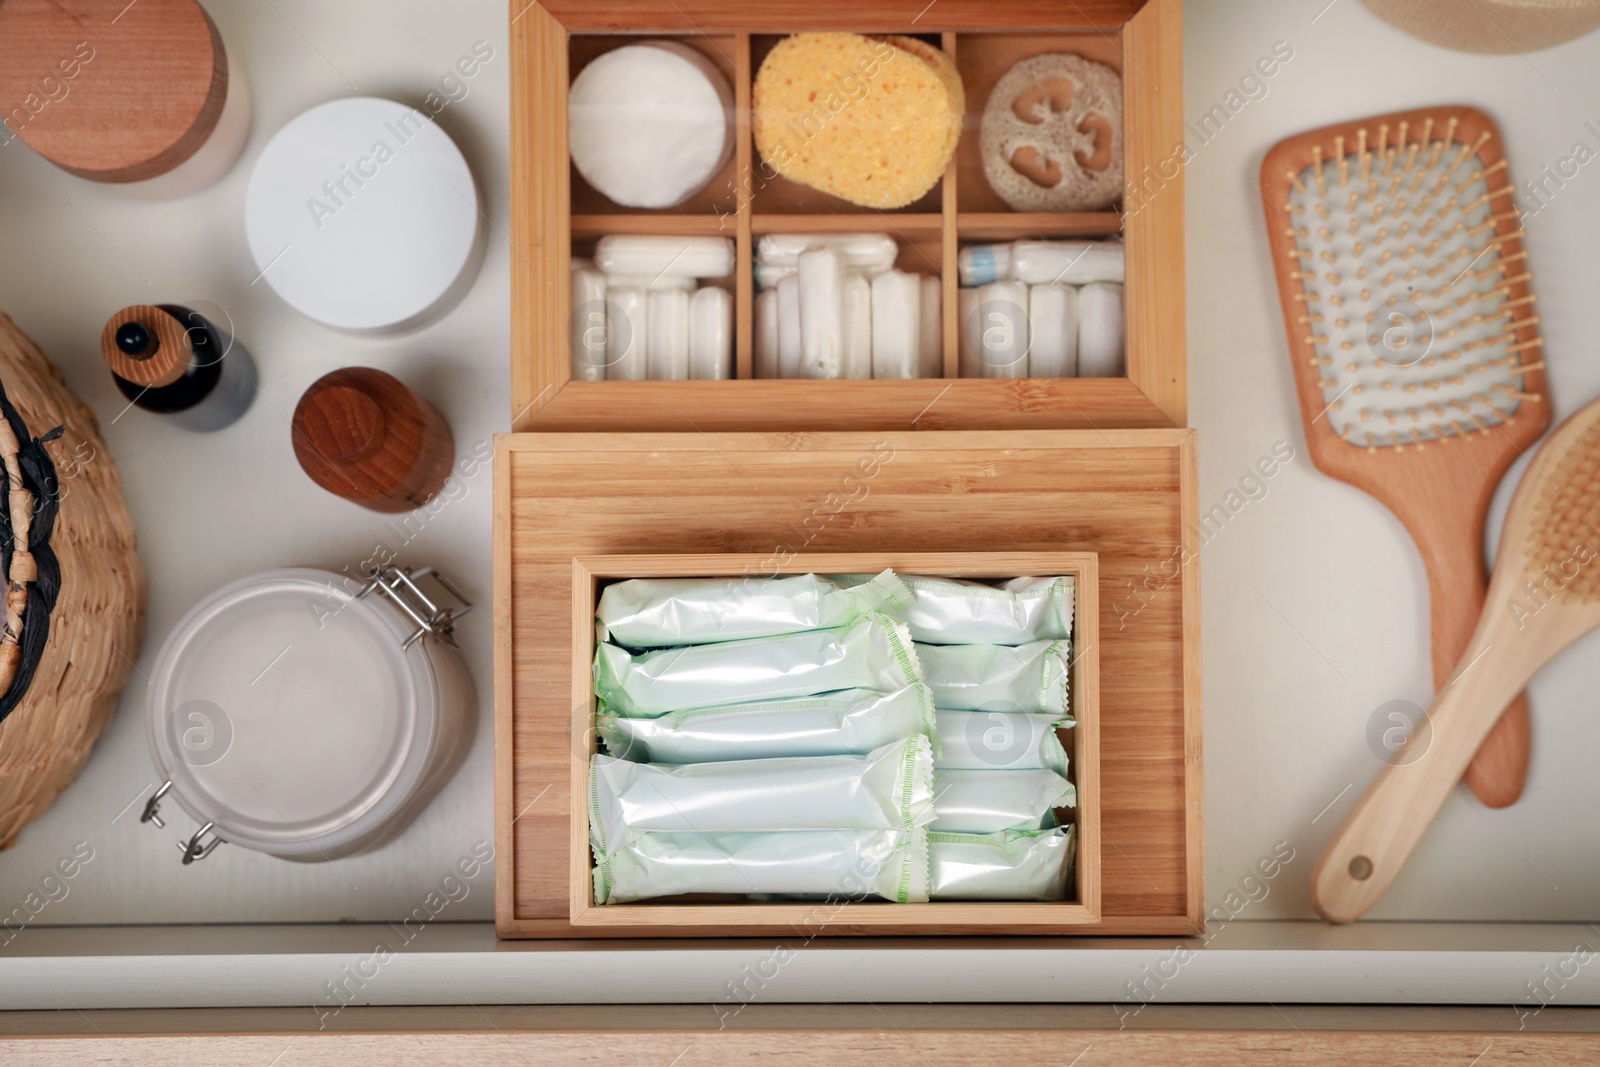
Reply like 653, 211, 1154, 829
836, 574, 1078, 901
571, 236, 735, 381
568, 41, 734, 209
957, 240, 1126, 379
754, 233, 941, 379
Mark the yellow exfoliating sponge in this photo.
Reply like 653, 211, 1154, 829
754, 33, 962, 209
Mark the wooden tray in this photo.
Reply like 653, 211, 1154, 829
569, 551, 1101, 932
494, 429, 1201, 937
509, 0, 1185, 432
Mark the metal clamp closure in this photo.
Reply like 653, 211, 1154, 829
358, 565, 472, 649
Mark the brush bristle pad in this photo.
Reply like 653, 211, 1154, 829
1284, 122, 1540, 450
1528, 416, 1600, 601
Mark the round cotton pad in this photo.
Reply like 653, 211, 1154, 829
568, 41, 733, 209
981, 53, 1123, 211
245, 97, 484, 332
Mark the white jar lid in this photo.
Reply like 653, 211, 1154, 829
148, 568, 440, 858
245, 97, 484, 332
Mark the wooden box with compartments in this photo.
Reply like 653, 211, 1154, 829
509, 0, 1184, 432
565, 551, 1101, 932
493, 430, 1201, 937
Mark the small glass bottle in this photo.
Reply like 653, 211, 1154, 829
99, 304, 256, 432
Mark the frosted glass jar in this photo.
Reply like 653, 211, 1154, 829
141, 567, 473, 863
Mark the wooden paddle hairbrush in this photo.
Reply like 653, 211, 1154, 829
1261, 106, 1551, 808
1312, 396, 1600, 922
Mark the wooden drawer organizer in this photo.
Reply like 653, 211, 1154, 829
494, 430, 1201, 937
568, 551, 1100, 932
510, 0, 1185, 432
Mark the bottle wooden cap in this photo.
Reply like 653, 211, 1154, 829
100, 305, 193, 388
292, 368, 454, 514
0, 0, 228, 183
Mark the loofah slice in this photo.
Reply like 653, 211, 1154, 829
980, 53, 1123, 212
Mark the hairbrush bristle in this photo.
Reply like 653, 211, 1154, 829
1527, 417, 1600, 600
1285, 115, 1542, 449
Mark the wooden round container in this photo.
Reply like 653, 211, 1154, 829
0, 313, 145, 850
0, 0, 250, 195
292, 367, 455, 514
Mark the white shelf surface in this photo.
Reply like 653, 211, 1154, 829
0, 0, 1594, 1008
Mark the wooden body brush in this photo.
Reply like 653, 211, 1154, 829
1311, 396, 1600, 922
1261, 107, 1551, 808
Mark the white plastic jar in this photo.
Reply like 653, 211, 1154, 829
141, 567, 474, 864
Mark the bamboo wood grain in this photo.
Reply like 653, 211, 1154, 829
508, 0, 1185, 430
1311, 399, 1600, 922
494, 429, 1201, 938
1260, 106, 1549, 809
569, 551, 1100, 930
7, 1029, 1598, 1065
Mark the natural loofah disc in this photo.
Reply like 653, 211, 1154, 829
980, 53, 1123, 212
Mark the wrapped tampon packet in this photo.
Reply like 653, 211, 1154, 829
588, 736, 935, 854
597, 569, 910, 646
930, 768, 1076, 833
928, 827, 1074, 900
599, 685, 937, 763
933, 710, 1069, 774
915, 639, 1070, 715
594, 829, 930, 904
833, 573, 1074, 645
595, 611, 922, 716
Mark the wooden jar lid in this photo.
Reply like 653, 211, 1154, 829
99, 305, 193, 388
292, 368, 454, 514
0, 0, 228, 183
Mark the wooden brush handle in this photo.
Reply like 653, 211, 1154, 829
1412, 501, 1531, 808
1311, 631, 1529, 922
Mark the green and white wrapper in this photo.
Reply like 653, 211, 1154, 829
836, 574, 1073, 646
599, 685, 937, 763
589, 736, 934, 858
593, 828, 930, 904
597, 569, 911, 647
930, 768, 1076, 833
916, 639, 1070, 715
928, 827, 1074, 900
594, 611, 922, 716
933, 710, 1069, 774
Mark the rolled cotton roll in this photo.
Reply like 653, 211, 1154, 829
776, 275, 803, 380
594, 235, 735, 278
755, 289, 779, 379
918, 275, 943, 378
568, 41, 733, 209
601, 272, 696, 291
798, 248, 845, 379
958, 288, 982, 378
958, 243, 1014, 288
842, 272, 873, 380
871, 270, 921, 379
647, 288, 690, 380
570, 266, 609, 381
1009, 240, 1125, 286
1077, 281, 1125, 377
605, 286, 648, 380
1027, 284, 1078, 379
976, 279, 1029, 378
757, 232, 898, 272
688, 286, 732, 380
